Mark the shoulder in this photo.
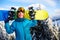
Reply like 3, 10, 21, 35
15, 18, 18, 22
24, 18, 31, 22
11, 20, 16, 24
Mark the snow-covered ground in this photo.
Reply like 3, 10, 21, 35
0, 21, 15, 40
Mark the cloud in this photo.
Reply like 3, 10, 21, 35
0, 5, 20, 10
9, 0, 35, 3
0, 4, 46, 10
28, 4, 46, 9
8, 0, 41, 3
0, 7, 9, 10
49, 9, 60, 17
6, 6, 19, 9
44, 0, 56, 6
52, 9, 60, 16
55, 9, 60, 14
6, 0, 57, 7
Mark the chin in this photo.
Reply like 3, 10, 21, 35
18, 17, 23, 18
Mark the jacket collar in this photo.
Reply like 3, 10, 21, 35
15, 18, 25, 22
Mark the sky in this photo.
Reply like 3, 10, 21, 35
0, 0, 60, 18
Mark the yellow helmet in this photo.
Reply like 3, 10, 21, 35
17, 7, 25, 13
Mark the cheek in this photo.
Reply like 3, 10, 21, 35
18, 13, 24, 17
20, 13, 24, 16
19, 13, 24, 17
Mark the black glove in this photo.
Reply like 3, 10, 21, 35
4, 11, 14, 23
4, 18, 9, 23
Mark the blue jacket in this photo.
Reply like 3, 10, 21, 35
5, 18, 37, 40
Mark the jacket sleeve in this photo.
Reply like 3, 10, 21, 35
28, 20, 37, 27
5, 21, 16, 34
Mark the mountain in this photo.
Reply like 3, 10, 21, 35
52, 16, 60, 21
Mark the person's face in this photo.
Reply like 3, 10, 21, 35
18, 12, 24, 18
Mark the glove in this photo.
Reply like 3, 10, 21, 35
4, 18, 9, 23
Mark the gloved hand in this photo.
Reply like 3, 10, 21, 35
4, 11, 14, 23
4, 18, 9, 23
